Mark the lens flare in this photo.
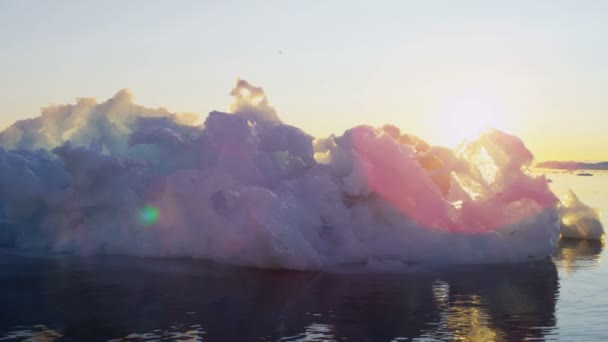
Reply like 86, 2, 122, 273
138, 205, 159, 226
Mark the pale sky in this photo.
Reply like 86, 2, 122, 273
1, 0, 607, 161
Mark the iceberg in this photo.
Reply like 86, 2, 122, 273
0, 80, 564, 269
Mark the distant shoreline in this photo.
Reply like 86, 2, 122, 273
535, 161, 608, 170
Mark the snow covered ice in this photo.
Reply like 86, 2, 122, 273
0, 80, 573, 269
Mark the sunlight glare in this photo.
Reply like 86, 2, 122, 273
239, 88, 251, 98
437, 96, 503, 148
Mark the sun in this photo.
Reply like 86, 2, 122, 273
435, 96, 504, 148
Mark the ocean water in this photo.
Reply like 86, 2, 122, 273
0, 171, 606, 341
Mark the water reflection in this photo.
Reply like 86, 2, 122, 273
553, 238, 604, 273
106, 324, 205, 342
0, 254, 560, 341
422, 262, 558, 341
0, 325, 62, 341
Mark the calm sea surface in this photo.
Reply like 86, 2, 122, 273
1, 171, 606, 341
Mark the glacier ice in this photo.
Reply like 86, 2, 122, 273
559, 190, 604, 240
0, 80, 566, 269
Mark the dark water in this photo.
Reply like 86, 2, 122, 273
1, 240, 598, 342
2, 172, 607, 341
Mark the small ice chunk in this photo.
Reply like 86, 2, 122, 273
559, 190, 604, 240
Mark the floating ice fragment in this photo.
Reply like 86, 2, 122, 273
559, 190, 604, 240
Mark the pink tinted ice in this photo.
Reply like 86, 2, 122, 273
0, 80, 562, 269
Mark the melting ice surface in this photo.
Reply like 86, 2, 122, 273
559, 190, 604, 239
0, 80, 565, 270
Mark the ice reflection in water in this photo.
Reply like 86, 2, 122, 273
107, 324, 205, 342
0, 240, 601, 341
278, 323, 337, 341
0, 325, 62, 341
553, 238, 604, 274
